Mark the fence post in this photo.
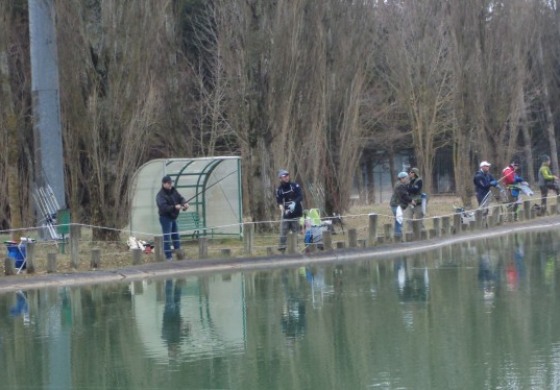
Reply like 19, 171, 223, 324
4, 258, 14, 276
132, 248, 143, 265
221, 248, 231, 258
475, 210, 483, 230
91, 248, 101, 269
70, 225, 81, 269
441, 216, 451, 236
523, 200, 531, 220
367, 214, 378, 247
383, 224, 392, 243
433, 217, 441, 238
26, 242, 36, 274
199, 237, 208, 259
243, 223, 253, 255
322, 230, 332, 251
348, 228, 358, 248
412, 220, 422, 241
287, 232, 297, 254
154, 236, 164, 262
47, 252, 57, 273
453, 214, 461, 234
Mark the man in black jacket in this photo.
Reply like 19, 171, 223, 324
156, 175, 189, 260
276, 169, 303, 253
473, 161, 498, 206
390, 172, 412, 240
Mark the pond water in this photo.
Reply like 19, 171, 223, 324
1, 231, 560, 389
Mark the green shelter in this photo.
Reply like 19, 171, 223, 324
129, 157, 242, 239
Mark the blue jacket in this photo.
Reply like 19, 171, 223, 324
473, 170, 496, 204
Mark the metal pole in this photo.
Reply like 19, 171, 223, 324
29, 0, 66, 209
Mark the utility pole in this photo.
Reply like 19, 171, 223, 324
28, 0, 66, 209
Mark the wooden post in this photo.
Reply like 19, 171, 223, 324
442, 216, 451, 236
221, 248, 232, 258
4, 257, 14, 276
475, 210, 483, 230
523, 200, 531, 220
323, 230, 332, 251
489, 206, 499, 227
453, 214, 461, 235
287, 232, 297, 254
367, 214, 378, 247
91, 248, 101, 269
243, 223, 253, 255
433, 217, 441, 237
384, 224, 392, 242
531, 205, 537, 219
132, 248, 143, 265
70, 225, 81, 269
26, 242, 35, 274
348, 228, 358, 248
154, 236, 164, 262
412, 220, 421, 241
199, 237, 208, 259
266, 247, 274, 256
47, 252, 57, 273
556, 195, 560, 214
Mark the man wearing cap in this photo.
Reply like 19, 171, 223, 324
473, 161, 498, 206
156, 175, 189, 260
537, 154, 559, 213
390, 172, 412, 240
276, 169, 303, 253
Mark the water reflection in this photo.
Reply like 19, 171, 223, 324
395, 259, 430, 303
161, 279, 190, 360
478, 252, 496, 302
9, 290, 29, 325
1, 231, 560, 389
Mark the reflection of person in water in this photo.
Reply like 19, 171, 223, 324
281, 270, 306, 341
394, 259, 429, 303
161, 279, 190, 358
478, 254, 496, 301
9, 290, 30, 325
506, 236, 526, 291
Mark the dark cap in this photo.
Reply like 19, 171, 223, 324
162, 175, 173, 184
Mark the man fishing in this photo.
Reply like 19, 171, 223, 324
473, 161, 498, 207
276, 169, 303, 253
156, 175, 189, 261
537, 154, 559, 213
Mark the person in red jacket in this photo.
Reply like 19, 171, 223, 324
501, 160, 524, 220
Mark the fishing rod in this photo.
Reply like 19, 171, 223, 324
183, 170, 238, 204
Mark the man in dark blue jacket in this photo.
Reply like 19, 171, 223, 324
156, 175, 189, 260
276, 169, 303, 252
473, 161, 498, 206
